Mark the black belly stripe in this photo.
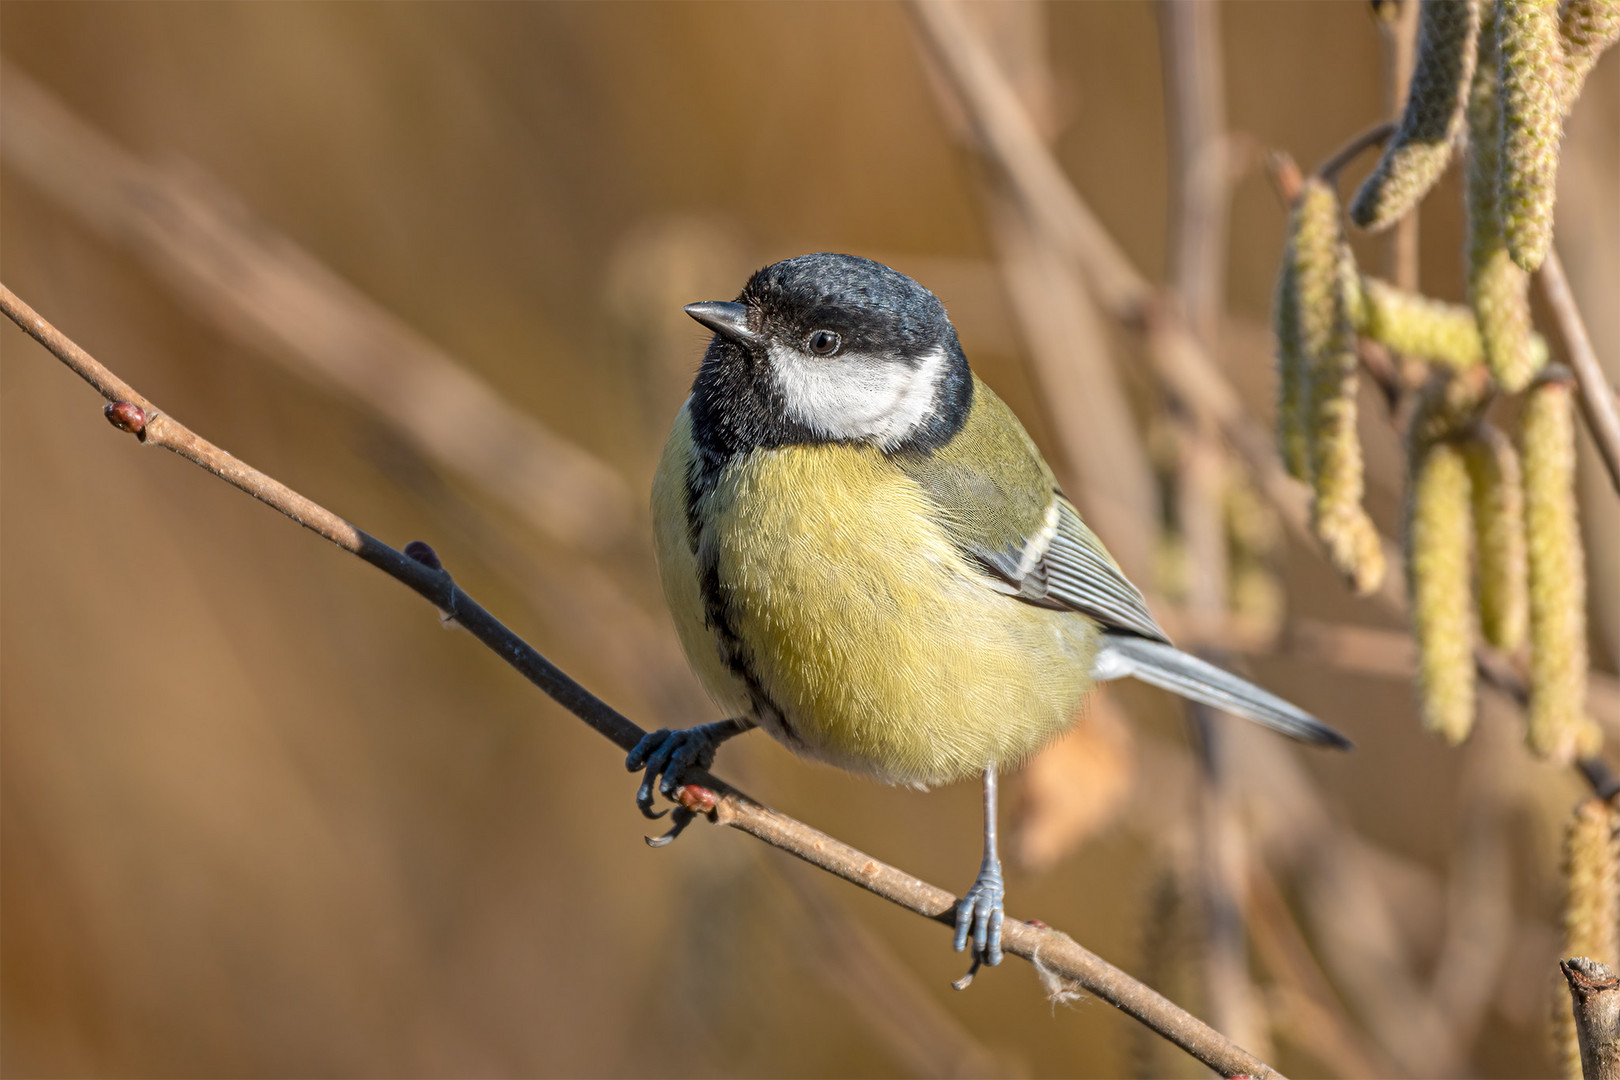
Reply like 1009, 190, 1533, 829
684, 461, 803, 746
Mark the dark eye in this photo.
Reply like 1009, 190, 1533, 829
807, 330, 841, 356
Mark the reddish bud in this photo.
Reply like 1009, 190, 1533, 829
1026, 918, 1049, 929
403, 540, 442, 570
104, 401, 147, 438
673, 784, 717, 814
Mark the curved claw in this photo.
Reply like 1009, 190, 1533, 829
952, 863, 1006, 968
626, 723, 734, 838
645, 807, 697, 847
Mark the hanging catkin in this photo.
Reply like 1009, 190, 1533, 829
1555, 798, 1620, 1079
1462, 424, 1528, 652
1293, 178, 1384, 595
1467, 8, 1542, 392
1556, 0, 1620, 112
1350, 0, 1481, 231
1520, 378, 1597, 762
1272, 253, 1310, 481
1406, 433, 1476, 745
1496, 0, 1565, 272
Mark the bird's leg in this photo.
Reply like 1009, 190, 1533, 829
626, 717, 754, 824
953, 762, 1006, 969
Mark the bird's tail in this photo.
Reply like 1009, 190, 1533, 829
1091, 633, 1351, 749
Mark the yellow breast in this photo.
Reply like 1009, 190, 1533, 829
652, 404, 1096, 787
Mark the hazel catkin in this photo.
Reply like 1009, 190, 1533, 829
1467, 13, 1542, 392
1293, 179, 1385, 595
1461, 424, 1528, 652
1556, 798, 1620, 1079
1272, 255, 1311, 482
1496, 0, 1565, 272
1350, 0, 1481, 232
1406, 434, 1476, 744
1557, 0, 1620, 112
1520, 378, 1596, 762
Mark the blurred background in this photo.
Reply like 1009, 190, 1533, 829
2, 2, 1615, 1076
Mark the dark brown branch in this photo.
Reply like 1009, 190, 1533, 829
1562, 958, 1620, 1080
0, 281, 1283, 1080
1540, 248, 1620, 496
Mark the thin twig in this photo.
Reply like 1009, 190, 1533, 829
0, 282, 1284, 1080
1540, 248, 1620, 496
1314, 121, 1399, 185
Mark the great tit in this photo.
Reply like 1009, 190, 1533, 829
629, 252, 1349, 968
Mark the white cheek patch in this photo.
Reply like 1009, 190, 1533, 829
769, 344, 946, 449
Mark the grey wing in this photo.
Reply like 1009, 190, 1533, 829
974, 495, 1172, 644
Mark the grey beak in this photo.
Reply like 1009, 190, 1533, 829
684, 301, 757, 345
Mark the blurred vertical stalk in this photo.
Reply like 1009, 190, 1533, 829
1158, 0, 1264, 1057
954, 2, 1159, 581
1378, 0, 1424, 291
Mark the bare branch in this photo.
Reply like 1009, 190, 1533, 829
0, 281, 1284, 1080
1563, 958, 1620, 1080
1540, 248, 1620, 496
1315, 121, 1399, 185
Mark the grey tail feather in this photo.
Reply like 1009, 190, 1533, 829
1092, 633, 1352, 750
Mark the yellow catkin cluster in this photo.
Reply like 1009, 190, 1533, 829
1497, 0, 1566, 272
1462, 424, 1528, 651
1406, 428, 1477, 745
1556, 798, 1620, 1078
1350, 0, 1481, 231
1520, 379, 1598, 762
1467, 11, 1543, 393
1353, 275, 1551, 372
1287, 179, 1385, 595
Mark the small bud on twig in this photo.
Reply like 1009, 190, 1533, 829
103, 401, 147, 439
403, 540, 443, 571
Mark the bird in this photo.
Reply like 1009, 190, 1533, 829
628, 252, 1350, 969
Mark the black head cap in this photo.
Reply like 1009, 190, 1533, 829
686, 253, 972, 466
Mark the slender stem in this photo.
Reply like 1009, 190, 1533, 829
0, 281, 1284, 1080
1540, 248, 1620, 496
1315, 121, 1399, 185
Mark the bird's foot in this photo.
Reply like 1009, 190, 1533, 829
626, 721, 739, 843
953, 857, 1006, 970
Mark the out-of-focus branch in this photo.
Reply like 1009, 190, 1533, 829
1157, 0, 1262, 1056
0, 283, 1284, 1080
1376, 0, 1422, 291
929, 3, 1159, 578
1541, 248, 1620, 496
906, 0, 1148, 323
1562, 958, 1620, 1080
0, 64, 631, 548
